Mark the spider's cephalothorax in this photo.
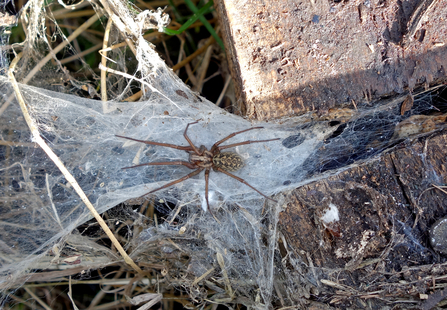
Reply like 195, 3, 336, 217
116, 121, 280, 218
189, 148, 213, 169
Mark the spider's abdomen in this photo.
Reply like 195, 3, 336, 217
213, 152, 244, 172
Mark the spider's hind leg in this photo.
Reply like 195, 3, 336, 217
121, 161, 196, 170
141, 167, 204, 197
216, 167, 278, 203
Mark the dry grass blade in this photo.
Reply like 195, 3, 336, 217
216, 252, 233, 299
8, 52, 143, 274
101, 18, 113, 103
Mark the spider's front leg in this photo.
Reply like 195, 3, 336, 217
210, 127, 280, 152
183, 121, 202, 155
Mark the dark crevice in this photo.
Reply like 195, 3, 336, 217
389, 153, 414, 217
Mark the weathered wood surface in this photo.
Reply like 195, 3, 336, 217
280, 132, 447, 267
277, 131, 447, 307
215, 0, 447, 120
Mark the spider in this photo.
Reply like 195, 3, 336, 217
116, 121, 280, 216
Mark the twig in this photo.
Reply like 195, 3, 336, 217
23, 287, 52, 310
60, 42, 102, 65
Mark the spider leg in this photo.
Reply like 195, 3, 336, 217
217, 138, 280, 151
204, 168, 220, 222
182, 121, 204, 155
116, 135, 194, 152
210, 126, 265, 153
215, 167, 278, 203
140, 167, 204, 198
121, 161, 196, 170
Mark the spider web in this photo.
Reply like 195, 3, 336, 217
1, 0, 447, 307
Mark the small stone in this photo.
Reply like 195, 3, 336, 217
429, 217, 447, 254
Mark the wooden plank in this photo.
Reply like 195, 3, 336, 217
215, 0, 447, 120
214, 0, 447, 306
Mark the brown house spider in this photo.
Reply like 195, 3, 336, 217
116, 121, 280, 216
